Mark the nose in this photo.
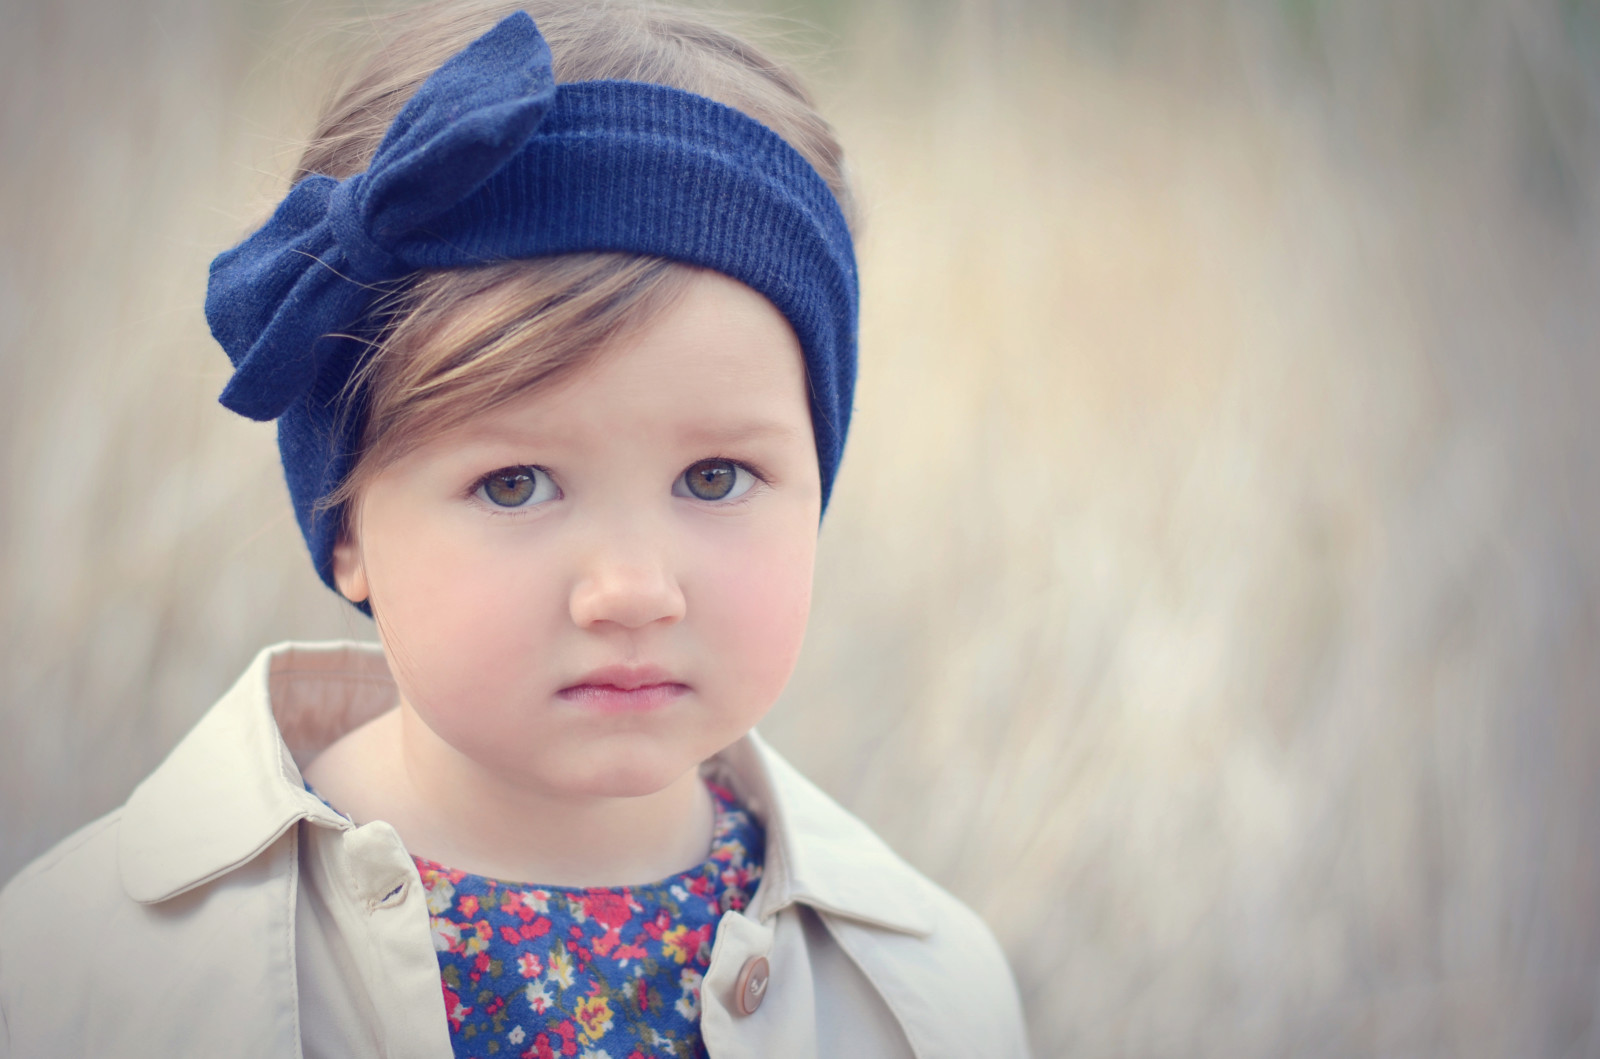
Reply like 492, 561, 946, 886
568, 540, 686, 631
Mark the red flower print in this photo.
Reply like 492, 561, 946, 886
501, 925, 523, 945
475, 952, 491, 973
555, 1019, 578, 1057
504, 889, 539, 922
517, 952, 543, 978
519, 918, 550, 940
457, 894, 479, 918
580, 891, 634, 931
642, 909, 672, 940
594, 929, 621, 956
442, 986, 472, 1032
661, 924, 713, 965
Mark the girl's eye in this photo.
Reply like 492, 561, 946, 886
475, 466, 558, 509
675, 459, 756, 502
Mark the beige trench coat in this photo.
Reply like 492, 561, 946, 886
0, 642, 1029, 1058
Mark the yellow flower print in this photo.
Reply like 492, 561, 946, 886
661, 925, 693, 964
661, 924, 710, 965
462, 919, 491, 957
547, 945, 575, 990
574, 995, 613, 1043
424, 876, 456, 915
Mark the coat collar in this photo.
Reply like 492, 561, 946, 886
707, 734, 933, 936
118, 642, 380, 903
119, 641, 933, 937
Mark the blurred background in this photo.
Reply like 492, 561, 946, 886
4, 0, 1600, 1054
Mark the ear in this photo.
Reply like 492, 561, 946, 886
332, 528, 371, 604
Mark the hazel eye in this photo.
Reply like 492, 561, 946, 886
675, 459, 755, 502
476, 466, 558, 509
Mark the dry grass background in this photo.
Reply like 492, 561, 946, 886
4, 0, 1600, 1055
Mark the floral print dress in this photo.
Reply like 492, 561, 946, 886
407, 782, 764, 1059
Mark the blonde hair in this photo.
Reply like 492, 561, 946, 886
309, 0, 856, 518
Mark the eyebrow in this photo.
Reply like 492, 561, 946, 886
673, 420, 807, 446
453, 418, 805, 449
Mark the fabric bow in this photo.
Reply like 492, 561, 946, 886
208, 13, 556, 421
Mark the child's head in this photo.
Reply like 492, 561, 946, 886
205, 1, 858, 795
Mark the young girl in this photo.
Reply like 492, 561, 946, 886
0, 2, 1028, 1056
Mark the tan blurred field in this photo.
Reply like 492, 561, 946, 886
4, 0, 1600, 1054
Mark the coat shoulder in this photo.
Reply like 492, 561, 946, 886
735, 735, 1031, 1058
2, 808, 124, 904
824, 870, 1031, 1059
1, 809, 128, 1058
1, 808, 302, 1059
917, 870, 1019, 985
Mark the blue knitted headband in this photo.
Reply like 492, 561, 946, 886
206, 11, 857, 599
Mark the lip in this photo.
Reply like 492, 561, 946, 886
557, 664, 688, 713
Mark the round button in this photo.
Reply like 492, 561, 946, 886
735, 955, 770, 1015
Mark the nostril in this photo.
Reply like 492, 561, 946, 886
568, 568, 687, 630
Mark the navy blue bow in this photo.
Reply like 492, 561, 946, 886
209, 13, 556, 421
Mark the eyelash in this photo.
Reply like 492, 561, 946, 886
469, 465, 559, 514
682, 457, 769, 505
466, 458, 771, 513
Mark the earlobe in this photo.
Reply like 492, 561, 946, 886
332, 532, 370, 604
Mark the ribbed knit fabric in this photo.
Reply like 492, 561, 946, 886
205, 12, 857, 602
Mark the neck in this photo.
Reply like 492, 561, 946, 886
306, 705, 717, 888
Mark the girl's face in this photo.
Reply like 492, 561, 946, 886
333, 270, 820, 801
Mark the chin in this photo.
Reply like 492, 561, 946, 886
559, 746, 705, 801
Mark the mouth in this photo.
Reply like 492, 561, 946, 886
557, 664, 689, 713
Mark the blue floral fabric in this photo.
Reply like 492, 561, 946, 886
411, 783, 764, 1059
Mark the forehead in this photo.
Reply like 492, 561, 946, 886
447, 269, 812, 451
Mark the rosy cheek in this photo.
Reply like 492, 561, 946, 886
696, 529, 815, 706
363, 510, 551, 719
